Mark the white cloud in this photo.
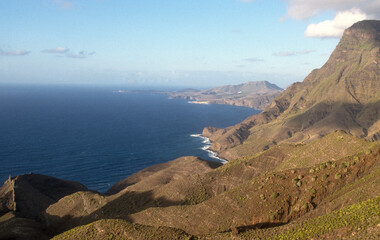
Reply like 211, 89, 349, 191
66, 51, 96, 59
305, 9, 368, 38
285, 0, 366, 19
273, 50, 314, 57
283, 1, 379, 39
0, 49, 30, 56
42, 47, 69, 53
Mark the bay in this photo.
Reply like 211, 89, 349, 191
0, 85, 260, 192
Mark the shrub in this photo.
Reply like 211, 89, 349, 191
340, 162, 348, 168
260, 194, 266, 200
301, 203, 308, 211
335, 173, 342, 179
322, 174, 329, 181
320, 163, 327, 169
271, 192, 280, 199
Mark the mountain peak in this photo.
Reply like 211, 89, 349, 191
342, 20, 380, 43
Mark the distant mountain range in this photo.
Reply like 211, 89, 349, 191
168, 81, 283, 110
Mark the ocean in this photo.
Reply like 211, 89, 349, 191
0, 85, 260, 192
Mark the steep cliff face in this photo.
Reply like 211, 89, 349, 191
204, 20, 380, 160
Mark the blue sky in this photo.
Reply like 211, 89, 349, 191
0, 0, 378, 88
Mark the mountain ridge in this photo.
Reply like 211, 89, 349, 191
203, 20, 380, 160
168, 80, 283, 110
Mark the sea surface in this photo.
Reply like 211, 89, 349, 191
0, 85, 260, 192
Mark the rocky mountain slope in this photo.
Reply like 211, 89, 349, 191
0, 20, 379, 239
204, 20, 380, 160
3, 131, 376, 239
168, 81, 283, 110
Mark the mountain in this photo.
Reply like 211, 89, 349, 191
204, 20, 380, 160
1, 20, 380, 240
168, 80, 283, 110
3, 133, 377, 239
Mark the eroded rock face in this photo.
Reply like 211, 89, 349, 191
0, 173, 90, 239
0, 176, 16, 214
205, 20, 380, 161
0, 173, 88, 219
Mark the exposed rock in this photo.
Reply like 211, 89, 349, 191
0, 173, 89, 220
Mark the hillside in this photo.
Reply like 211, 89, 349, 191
8, 132, 376, 239
168, 81, 283, 110
0, 20, 379, 240
204, 20, 380, 160
2, 131, 378, 239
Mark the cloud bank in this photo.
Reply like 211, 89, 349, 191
0, 49, 30, 56
42, 47, 70, 54
284, 0, 380, 38
273, 50, 314, 57
41, 47, 95, 59
305, 9, 368, 38
67, 51, 96, 59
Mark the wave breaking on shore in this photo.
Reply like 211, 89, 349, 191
190, 134, 227, 164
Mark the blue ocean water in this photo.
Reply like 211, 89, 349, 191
0, 85, 260, 192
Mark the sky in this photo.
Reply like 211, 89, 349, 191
0, 0, 379, 88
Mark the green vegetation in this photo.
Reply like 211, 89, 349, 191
52, 219, 193, 240
184, 178, 209, 205
271, 192, 280, 199
322, 174, 329, 181
275, 197, 380, 240
334, 173, 342, 179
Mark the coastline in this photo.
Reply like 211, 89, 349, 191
190, 134, 228, 164
187, 100, 210, 105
